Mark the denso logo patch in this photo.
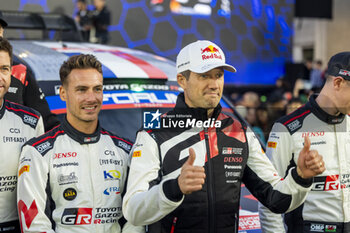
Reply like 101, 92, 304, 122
54, 152, 78, 159
302, 131, 325, 138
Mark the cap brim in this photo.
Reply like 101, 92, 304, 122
190, 63, 237, 73
0, 19, 7, 28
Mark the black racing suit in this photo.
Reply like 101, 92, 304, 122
123, 93, 314, 233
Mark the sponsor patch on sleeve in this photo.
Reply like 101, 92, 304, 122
132, 151, 141, 158
19, 165, 30, 177
267, 141, 277, 148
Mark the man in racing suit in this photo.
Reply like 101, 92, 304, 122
122, 40, 325, 233
0, 11, 60, 132
17, 54, 143, 233
259, 52, 350, 233
0, 37, 44, 232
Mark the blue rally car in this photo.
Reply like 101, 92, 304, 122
7, 11, 262, 233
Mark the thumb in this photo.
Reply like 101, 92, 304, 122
302, 135, 311, 153
185, 148, 196, 166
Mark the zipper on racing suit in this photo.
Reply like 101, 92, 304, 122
170, 217, 177, 233
204, 127, 216, 233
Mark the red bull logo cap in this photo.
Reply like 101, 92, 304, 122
176, 40, 236, 73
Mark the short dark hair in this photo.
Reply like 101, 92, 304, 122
59, 54, 102, 85
0, 37, 12, 66
180, 70, 191, 80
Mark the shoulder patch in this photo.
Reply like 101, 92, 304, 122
5, 100, 41, 129
277, 105, 311, 135
25, 125, 63, 156
100, 129, 133, 153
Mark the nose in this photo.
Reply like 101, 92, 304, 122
85, 89, 98, 102
207, 75, 220, 89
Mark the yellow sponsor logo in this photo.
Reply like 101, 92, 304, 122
19, 165, 30, 177
267, 141, 277, 148
132, 150, 141, 157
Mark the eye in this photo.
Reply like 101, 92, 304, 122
0, 66, 10, 75
95, 86, 103, 92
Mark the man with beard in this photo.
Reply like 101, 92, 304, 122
123, 40, 325, 233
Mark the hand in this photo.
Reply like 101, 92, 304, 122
297, 136, 325, 179
178, 148, 206, 195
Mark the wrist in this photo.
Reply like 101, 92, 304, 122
296, 167, 305, 179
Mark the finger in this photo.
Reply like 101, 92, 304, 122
305, 154, 323, 167
305, 150, 318, 161
184, 184, 204, 193
306, 159, 324, 170
185, 178, 206, 186
181, 170, 206, 179
185, 148, 196, 166
302, 135, 311, 153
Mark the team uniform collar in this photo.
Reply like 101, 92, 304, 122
61, 117, 101, 144
307, 94, 345, 124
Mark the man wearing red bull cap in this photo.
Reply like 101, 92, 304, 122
123, 40, 325, 233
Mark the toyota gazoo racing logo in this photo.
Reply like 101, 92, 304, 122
61, 208, 92, 225
312, 175, 339, 191
201, 45, 222, 60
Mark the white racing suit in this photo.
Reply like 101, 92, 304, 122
259, 94, 350, 233
0, 100, 44, 232
17, 117, 144, 233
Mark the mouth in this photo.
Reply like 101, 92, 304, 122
81, 105, 99, 112
205, 92, 219, 97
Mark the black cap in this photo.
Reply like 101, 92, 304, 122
327, 51, 350, 81
0, 11, 7, 28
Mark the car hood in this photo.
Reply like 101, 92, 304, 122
10, 40, 177, 81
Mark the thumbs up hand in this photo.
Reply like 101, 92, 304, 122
178, 148, 206, 195
297, 136, 325, 179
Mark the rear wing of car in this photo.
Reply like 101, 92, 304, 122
1, 11, 82, 41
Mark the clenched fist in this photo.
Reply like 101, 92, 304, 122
297, 136, 326, 179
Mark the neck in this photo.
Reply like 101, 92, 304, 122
207, 108, 214, 118
0, 99, 3, 109
66, 115, 98, 134
315, 89, 340, 116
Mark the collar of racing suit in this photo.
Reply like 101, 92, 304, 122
307, 94, 345, 124
61, 116, 102, 144
174, 92, 222, 121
